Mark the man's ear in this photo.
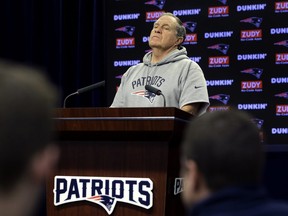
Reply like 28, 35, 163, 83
176, 37, 184, 46
185, 160, 199, 191
30, 144, 60, 182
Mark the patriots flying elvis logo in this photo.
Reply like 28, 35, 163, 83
240, 17, 263, 28
183, 21, 197, 32
217, 0, 227, 4
145, 0, 166, 9
209, 94, 230, 105
208, 44, 230, 54
132, 90, 156, 103
275, 92, 288, 99
241, 68, 263, 79
54, 176, 153, 215
115, 26, 136, 36
274, 40, 288, 48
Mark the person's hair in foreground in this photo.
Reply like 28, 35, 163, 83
180, 110, 288, 216
0, 59, 59, 216
180, 109, 265, 209
181, 110, 263, 192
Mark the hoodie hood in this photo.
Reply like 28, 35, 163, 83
143, 46, 189, 66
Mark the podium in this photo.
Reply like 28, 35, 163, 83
46, 108, 192, 216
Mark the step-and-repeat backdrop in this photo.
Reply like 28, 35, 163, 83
105, 0, 288, 145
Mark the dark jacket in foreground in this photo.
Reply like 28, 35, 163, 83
187, 186, 288, 216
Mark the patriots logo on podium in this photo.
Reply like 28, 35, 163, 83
88, 195, 116, 215
209, 94, 230, 105
275, 92, 288, 99
208, 44, 230, 55
240, 17, 263, 28
115, 26, 136, 36
54, 176, 153, 215
241, 68, 263, 79
274, 40, 288, 48
183, 21, 197, 33
145, 0, 166, 9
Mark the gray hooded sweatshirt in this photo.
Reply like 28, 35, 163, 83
111, 46, 209, 115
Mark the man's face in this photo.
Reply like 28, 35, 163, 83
149, 15, 181, 50
180, 159, 210, 208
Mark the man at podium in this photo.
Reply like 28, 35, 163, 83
111, 12, 209, 116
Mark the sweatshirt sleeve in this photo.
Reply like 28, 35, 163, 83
179, 61, 210, 115
110, 73, 127, 107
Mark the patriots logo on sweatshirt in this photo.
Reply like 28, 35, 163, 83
131, 90, 156, 103
240, 17, 263, 28
209, 94, 230, 105
115, 26, 136, 36
145, 0, 166, 9
240, 68, 263, 79
208, 44, 229, 54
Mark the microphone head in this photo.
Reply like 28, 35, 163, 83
145, 85, 162, 95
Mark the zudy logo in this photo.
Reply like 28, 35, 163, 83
209, 56, 229, 68
275, 53, 288, 64
116, 38, 135, 49
241, 81, 263, 92
276, 105, 288, 116
183, 34, 197, 45
241, 29, 262, 41
275, 2, 288, 13
146, 11, 164, 22
208, 6, 229, 18
54, 176, 153, 215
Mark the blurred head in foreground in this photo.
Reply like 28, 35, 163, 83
181, 110, 263, 206
0, 59, 59, 216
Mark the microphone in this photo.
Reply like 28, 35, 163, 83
63, 80, 105, 108
145, 85, 166, 107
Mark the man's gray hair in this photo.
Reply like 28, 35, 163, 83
159, 12, 186, 41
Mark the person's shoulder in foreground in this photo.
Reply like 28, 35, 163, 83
180, 109, 288, 216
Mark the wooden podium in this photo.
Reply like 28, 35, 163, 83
46, 108, 192, 216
